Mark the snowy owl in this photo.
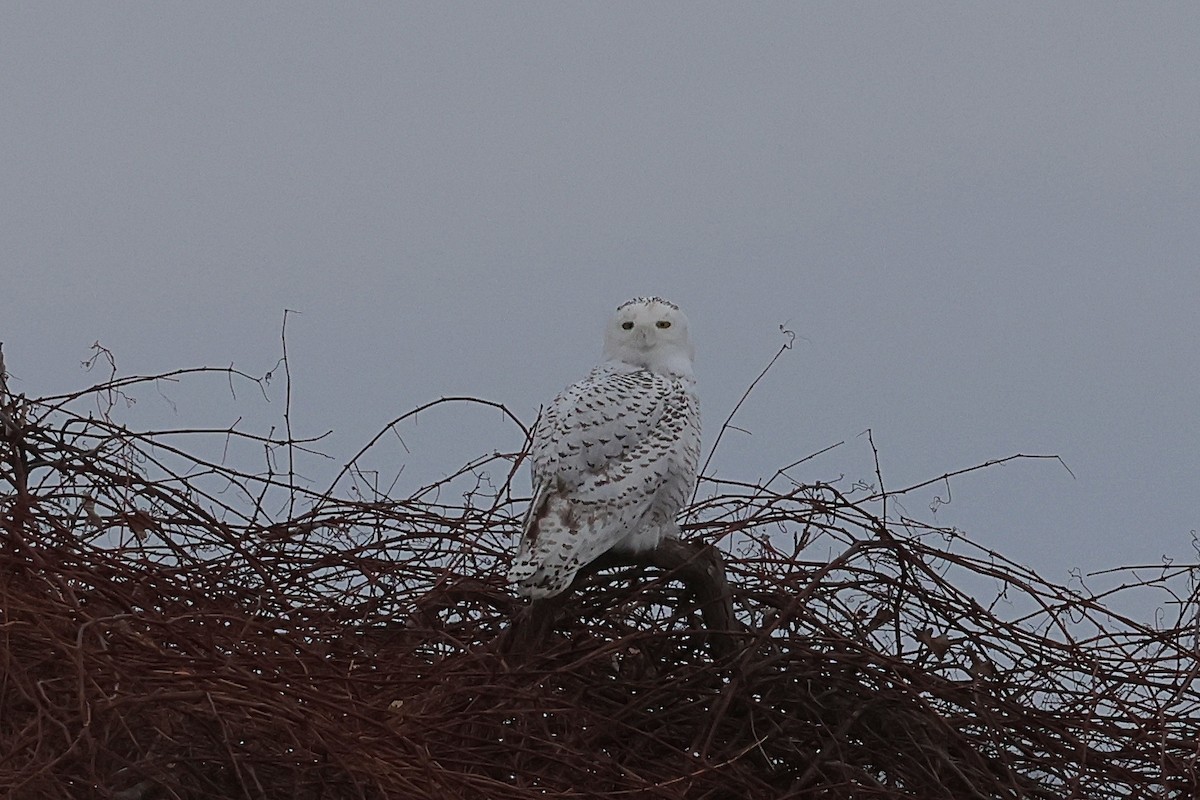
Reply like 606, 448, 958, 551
508, 297, 701, 599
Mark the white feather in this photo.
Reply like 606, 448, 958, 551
509, 298, 701, 598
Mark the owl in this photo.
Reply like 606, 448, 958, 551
508, 297, 701, 598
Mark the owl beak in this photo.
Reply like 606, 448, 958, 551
634, 328, 651, 348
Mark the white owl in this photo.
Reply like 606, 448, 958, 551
508, 297, 701, 599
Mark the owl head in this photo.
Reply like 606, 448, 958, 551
602, 297, 694, 378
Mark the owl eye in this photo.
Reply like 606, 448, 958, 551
656, 320, 671, 329
621, 321, 634, 330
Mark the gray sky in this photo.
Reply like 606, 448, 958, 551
3, 4, 1198, 609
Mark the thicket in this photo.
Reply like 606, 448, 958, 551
1, 343, 1196, 799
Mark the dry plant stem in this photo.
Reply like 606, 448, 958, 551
2, 350, 1197, 799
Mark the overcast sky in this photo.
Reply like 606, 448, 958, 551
3, 4, 1198, 611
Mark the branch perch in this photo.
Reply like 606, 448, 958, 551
501, 538, 740, 659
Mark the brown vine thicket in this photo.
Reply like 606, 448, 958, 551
1, 350, 1197, 799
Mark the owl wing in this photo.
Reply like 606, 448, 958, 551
508, 364, 691, 598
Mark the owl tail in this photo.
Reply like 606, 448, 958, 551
508, 489, 588, 598
508, 486, 640, 598
507, 555, 578, 599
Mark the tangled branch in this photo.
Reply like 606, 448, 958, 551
1, 351, 1196, 799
